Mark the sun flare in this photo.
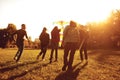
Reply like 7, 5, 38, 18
0, 0, 120, 41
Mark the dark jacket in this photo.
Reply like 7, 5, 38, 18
51, 27, 60, 43
13, 29, 28, 44
39, 31, 50, 46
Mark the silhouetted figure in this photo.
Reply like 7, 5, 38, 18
62, 21, 80, 71
0, 29, 9, 48
79, 25, 89, 62
0, 24, 16, 48
13, 24, 30, 62
49, 26, 60, 63
36, 27, 50, 61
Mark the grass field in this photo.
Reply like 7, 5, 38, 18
0, 48, 120, 80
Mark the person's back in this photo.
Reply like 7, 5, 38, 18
37, 27, 50, 61
16, 29, 27, 43
79, 27, 89, 47
14, 24, 28, 43
49, 26, 60, 63
39, 29, 49, 46
63, 21, 80, 44
0, 29, 9, 48
51, 26, 60, 43
13, 24, 29, 62
62, 20, 80, 71
79, 26, 89, 62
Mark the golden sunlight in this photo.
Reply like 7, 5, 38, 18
0, 0, 120, 41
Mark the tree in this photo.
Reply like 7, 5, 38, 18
106, 9, 120, 48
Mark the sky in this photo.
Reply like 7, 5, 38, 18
0, 0, 120, 41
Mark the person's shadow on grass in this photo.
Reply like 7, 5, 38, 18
0, 60, 50, 80
0, 60, 38, 73
7, 62, 50, 80
55, 61, 88, 80
0, 60, 14, 67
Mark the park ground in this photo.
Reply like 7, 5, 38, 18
0, 48, 120, 80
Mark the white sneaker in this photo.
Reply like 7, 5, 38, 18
14, 57, 17, 60
42, 59, 45, 61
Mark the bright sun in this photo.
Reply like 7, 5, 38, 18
0, 0, 120, 41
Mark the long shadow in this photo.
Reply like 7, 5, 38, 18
0, 60, 14, 67
72, 62, 88, 80
88, 49, 120, 56
7, 62, 50, 80
0, 60, 38, 73
90, 50, 120, 62
87, 49, 102, 55
55, 61, 88, 80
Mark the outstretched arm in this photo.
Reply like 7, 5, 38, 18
25, 32, 31, 45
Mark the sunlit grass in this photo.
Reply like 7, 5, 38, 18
0, 49, 80, 80
0, 49, 120, 80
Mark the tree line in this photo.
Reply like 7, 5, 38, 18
86, 9, 120, 49
0, 9, 120, 49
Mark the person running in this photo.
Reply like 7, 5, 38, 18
62, 21, 80, 71
13, 24, 30, 62
36, 27, 50, 61
49, 26, 60, 63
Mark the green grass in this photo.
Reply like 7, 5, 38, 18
0, 49, 120, 80
0, 49, 81, 80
